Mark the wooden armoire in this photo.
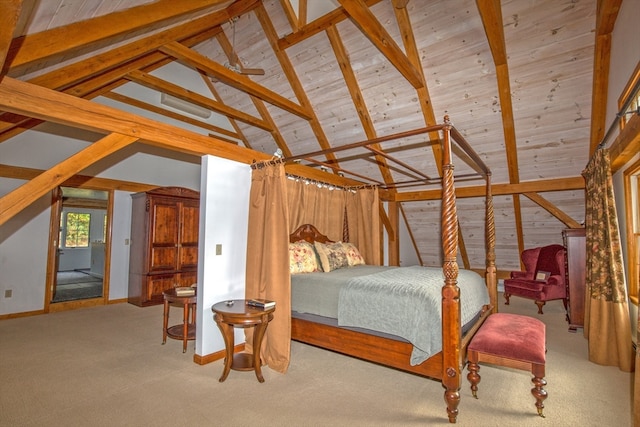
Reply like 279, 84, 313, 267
128, 187, 200, 307
563, 227, 586, 332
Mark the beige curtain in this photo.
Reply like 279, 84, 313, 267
244, 163, 290, 373
245, 170, 381, 374
582, 148, 633, 372
286, 178, 345, 239
345, 187, 381, 265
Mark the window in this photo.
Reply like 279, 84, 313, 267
60, 212, 91, 248
618, 61, 640, 129
625, 160, 640, 302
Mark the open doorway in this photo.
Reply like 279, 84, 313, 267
46, 186, 112, 311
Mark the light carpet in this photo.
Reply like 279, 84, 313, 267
0, 294, 633, 426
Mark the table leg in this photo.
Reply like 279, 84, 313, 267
215, 315, 235, 382
182, 302, 189, 353
252, 321, 270, 383
162, 299, 169, 344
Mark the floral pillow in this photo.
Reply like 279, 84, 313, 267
341, 242, 365, 266
314, 241, 349, 272
289, 241, 320, 274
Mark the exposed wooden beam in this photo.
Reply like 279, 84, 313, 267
125, 69, 272, 131
523, 192, 582, 229
0, 133, 138, 226
0, 164, 158, 194
395, 176, 585, 201
392, 1, 443, 175
0, 0, 22, 77
0, 77, 271, 163
255, 3, 339, 166
589, 0, 622, 155
326, 24, 394, 181
102, 91, 241, 140
337, 0, 424, 89
476, 0, 519, 184
278, 0, 383, 49
5, 0, 234, 76
159, 41, 312, 121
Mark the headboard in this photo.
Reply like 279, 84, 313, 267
289, 224, 334, 244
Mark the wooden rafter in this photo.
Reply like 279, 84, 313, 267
523, 192, 582, 229
5, 0, 234, 75
337, 0, 423, 89
0, 0, 22, 77
255, 3, 339, 166
589, 0, 623, 155
124, 69, 272, 131
159, 41, 311, 120
0, 77, 270, 161
0, 133, 138, 226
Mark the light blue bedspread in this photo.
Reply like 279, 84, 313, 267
337, 266, 489, 365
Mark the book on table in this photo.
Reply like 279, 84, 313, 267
175, 287, 195, 296
246, 298, 276, 309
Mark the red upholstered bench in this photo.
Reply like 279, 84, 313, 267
467, 312, 547, 417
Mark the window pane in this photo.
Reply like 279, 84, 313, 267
65, 213, 91, 248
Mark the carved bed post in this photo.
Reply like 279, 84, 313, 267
440, 117, 461, 423
485, 173, 498, 312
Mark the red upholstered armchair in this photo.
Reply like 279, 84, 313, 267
503, 244, 567, 314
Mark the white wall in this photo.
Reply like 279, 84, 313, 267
0, 179, 50, 314
0, 121, 202, 315
196, 155, 251, 357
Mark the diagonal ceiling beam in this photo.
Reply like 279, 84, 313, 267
125, 69, 272, 131
0, 132, 138, 226
0, 76, 271, 163
159, 41, 312, 120
337, 0, 423, 89
5, 0, 235, 76
0, 0, 22, 77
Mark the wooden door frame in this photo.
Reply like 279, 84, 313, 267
44, 186, 114, 312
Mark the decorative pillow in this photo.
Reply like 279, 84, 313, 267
314, 241, 349, 272
289, 241, 320, 274
341, 242, 365, 266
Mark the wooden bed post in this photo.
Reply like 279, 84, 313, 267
485, 173, 498, 313
440, 117, 461, 423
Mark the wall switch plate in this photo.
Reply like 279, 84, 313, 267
4, 289, 12, 298
216, 244, 222, 255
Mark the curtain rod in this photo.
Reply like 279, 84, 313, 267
597, 77, 640, 150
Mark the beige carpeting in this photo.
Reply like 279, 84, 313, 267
0, 294, 633, 426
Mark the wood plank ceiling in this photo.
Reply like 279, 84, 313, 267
0, 0, 632, 272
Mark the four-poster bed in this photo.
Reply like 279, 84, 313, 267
286, 118, 498, 423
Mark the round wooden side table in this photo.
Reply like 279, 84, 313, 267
211, 299, 275, 383
162, 288, 197, 353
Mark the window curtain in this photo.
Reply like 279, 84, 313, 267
244, 163, 290, 373
582, 148, 633, 372
345, 187, 381, 265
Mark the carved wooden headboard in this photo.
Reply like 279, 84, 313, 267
289, 224, 334, 244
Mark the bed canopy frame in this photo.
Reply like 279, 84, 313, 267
286, 116, 497, 423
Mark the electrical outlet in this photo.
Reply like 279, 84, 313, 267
5, 289, 12, 298
216, 244, 222, 255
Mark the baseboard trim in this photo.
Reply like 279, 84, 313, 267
194, 343, 244, 365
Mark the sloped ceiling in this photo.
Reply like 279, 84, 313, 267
0, 0, 629, 272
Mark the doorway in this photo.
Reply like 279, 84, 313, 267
46, 186, 112, 311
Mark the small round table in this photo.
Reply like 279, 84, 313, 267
162, 288, 197, 353
212, 299, 275, 383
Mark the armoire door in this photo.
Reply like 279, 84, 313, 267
148, 197, 180, 272
178, 200, 199, 271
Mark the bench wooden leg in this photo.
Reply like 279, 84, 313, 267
531, 363, 547, 417
466, 355, 481, 398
